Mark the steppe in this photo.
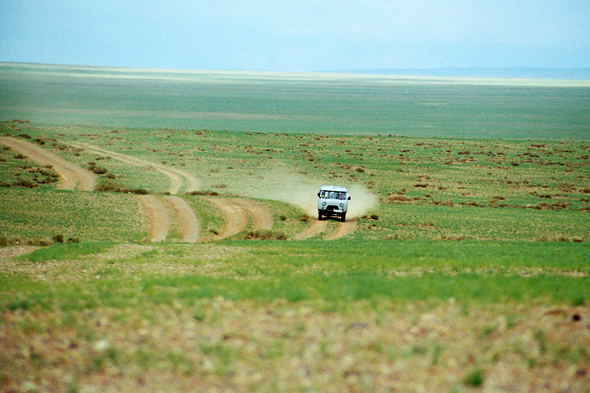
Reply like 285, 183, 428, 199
1, 63, 589, 392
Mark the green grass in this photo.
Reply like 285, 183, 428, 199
1, 66, 589, 391
16, 242, 111, 262
1, 240, 588, 311
0, 187, 146, 242
1, 63, 589, 140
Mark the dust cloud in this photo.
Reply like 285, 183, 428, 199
239, 166, 378, 218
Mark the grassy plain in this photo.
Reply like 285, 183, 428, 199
2, 63, 590, 139
1, 64, 589, 391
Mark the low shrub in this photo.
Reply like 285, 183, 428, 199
188, 190, 220, 196
95, 181, 127, 193
12, 179, 37, 188
242, 230, 287, 240
95, 180, 149, 195
464, 368, 484, 387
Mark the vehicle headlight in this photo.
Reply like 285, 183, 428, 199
340, 203, 344, 208
322, 202, 326, 207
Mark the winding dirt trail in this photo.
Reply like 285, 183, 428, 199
292, 218, 357, 241
207, 198, 249, 240
138, 195, 171, 243
0, 137, 96, 191
70, 142, 199, 194
293, 219, 328, 240
166, 196, 200, 243
234, 199, 274, 231
324, 219, 357, 240
4, 138, 356, 243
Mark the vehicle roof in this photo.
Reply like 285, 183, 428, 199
319, 185, 348, 192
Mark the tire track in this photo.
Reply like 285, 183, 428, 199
1, 137, 96, 191
70, 142, 199, 194
166, 196, 200, 243
207, 198, 249, 240
324, 219, 357, 240
234, 198, 274, 230
293, 219, 328, 240
138, 195, 171, 243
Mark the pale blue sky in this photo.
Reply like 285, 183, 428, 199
1, 0, 589, 71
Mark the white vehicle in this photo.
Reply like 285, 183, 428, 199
317, 185, 351, 222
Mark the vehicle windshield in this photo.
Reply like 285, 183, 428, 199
320, 191, 347, 200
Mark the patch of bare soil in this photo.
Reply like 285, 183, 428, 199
0, 246, 38, 259
137, 195, 171, 243
233, 198, 274, 230
71, 142, 199, 194
1, 137, 96, 191
165, 196, 200, 243
325, 219, 357, 240
207, 198, 249, 240
293, 219, 328, 240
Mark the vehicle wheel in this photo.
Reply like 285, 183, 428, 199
318, 212, 323, 220
341, 213, 346, 222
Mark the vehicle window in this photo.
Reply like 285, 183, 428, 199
319, 190, 346, 199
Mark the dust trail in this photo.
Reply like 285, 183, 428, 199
241, 166, 378, 218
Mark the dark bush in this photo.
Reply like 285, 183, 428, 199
95, 181, 126, 193
243, 230, 287, 240
12, 179, 36, 188
189, 190, 219, 196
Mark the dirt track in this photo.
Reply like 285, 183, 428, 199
166, 196, 199, 243
0, 137, 96, 191
4, 137, 355, 242
138, 195, 171, 243
324, 219, 357, 240
70, 142, 199, 194
234, 198, 274, 230
207, 198, 249, 240
68, 142, 353, 240
293, 219, 328, 240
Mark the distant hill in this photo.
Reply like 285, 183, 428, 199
329, 67, 590, 80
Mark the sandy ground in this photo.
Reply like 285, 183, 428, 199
0, 137, 96, 191
0, 246, 38, 259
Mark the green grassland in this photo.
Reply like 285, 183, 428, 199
1, 64, 589, 391
1, 63, 590, 139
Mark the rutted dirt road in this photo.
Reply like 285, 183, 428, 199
293, 219, 328, 240
69, 141, 355, 240
0, 137, 96, 191
138, 195, 171, 243
207, 198, 249, 240
70, 142, 199, 194
234, 198, 274, 231
324, 219, 357, 240
166, 196, 199, 243
4, 137, 356, 242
